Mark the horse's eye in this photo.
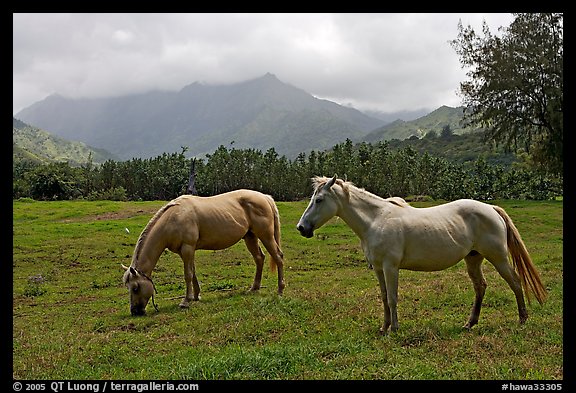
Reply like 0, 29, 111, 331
315, 198, 323, 204
132, 285, 139, 293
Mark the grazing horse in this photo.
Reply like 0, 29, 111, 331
122, 190, 285, 316
296, 176, 546, 334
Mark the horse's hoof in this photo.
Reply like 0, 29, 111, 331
179, 301, 190, 309
463, 320, 476, 330
378, 327, 389, 336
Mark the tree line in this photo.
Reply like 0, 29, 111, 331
13, 139, 562, 202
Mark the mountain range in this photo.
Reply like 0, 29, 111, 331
15, 73, 388, 160
15, 73, 475, 164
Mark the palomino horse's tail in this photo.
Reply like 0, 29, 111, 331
493, 205, 547, 305
265, 194, 282, 272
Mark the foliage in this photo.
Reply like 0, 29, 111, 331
26, 162, 84, 200
87, 187, 128, 201
451, 13, 563, 175
13, 140, 562, 202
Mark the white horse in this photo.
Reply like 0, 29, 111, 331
296, 176, 546, 334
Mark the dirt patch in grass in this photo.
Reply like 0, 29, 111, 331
60, 206, 159, 223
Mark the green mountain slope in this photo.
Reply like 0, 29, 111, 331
362, 105, 482, 142
384, 130, 518, 168
13, 118, 118, 166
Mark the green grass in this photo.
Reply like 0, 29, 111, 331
13, 199, 563, 380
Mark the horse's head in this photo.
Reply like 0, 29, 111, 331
297, 175, 341, 238
122, 265, 156, 316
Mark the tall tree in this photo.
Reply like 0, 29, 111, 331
186, 158, 198, 195
451, 13, 563, 174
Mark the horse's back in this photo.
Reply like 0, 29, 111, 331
174, 189, 270, 211
413, 198, 499, 218
410, 199, 506, 237
168, 190, 277, 250
387, 199, 506, 270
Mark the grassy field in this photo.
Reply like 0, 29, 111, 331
13, 198, 563, 380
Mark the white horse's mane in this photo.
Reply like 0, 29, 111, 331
311, 176, 406, 207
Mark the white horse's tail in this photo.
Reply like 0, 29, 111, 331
493, 205, 547, 305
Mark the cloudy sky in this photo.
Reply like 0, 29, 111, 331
13, 13, 515, 115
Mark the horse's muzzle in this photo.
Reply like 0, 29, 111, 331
297, 224, 314, 238
130, 305, 146, 316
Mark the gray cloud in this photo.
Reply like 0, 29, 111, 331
13, 13, 514, 115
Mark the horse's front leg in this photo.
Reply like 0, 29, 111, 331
179, 244, 200, 308
382, 264, 400, 332
374, 267, 391, 334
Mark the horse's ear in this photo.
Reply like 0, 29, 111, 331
129, 267, 139, 277
323, 175, 337, 190
121, 264, 129, 271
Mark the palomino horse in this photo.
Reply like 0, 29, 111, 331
122, 190, 285, 316
297, 176, 546, 334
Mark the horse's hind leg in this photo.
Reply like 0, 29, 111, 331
244, 231, 265, 291
463, 252, 487, 329
258, 235, 286, 295
179, 243, 200, 308
486, 251, 528, 324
